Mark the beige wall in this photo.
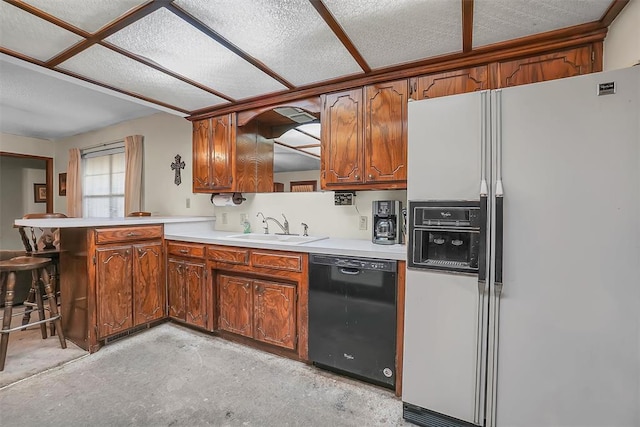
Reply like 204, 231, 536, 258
54, 112, 213, 216
0, 133, 55, 158
604, 0, 640, 70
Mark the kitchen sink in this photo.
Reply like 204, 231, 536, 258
222, 233, 329, 245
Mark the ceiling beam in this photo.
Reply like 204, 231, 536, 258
100, 41, 236, 102
3, 0, 91, 38
45, 0, 171, 67
462, 0, 474, 53
293, 127, 321, 142
600, 0, 630, 27
189, 24, 607, 120
309, 0, 371, 73
273, 141, 320, 159
167, 3, 295, 90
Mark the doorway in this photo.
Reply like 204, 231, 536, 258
0, 152, 53, 250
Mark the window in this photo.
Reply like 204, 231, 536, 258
82, 144, 125, 218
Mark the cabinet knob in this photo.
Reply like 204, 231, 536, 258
355, 175, 360, 180
179, 249, 189, 254
368, 174, 373, 179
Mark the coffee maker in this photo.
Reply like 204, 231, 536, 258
372, 200, 402, 245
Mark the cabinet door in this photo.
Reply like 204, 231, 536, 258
412, 66, 489, 100
192, 119, 212, 192
364, 80, 407, 184
253, 280, 296, 350
184, 261, 207, 328
218, 274, 253, 338
132, 241, 165, 326
321, 89, 363, 187
167, 258, 186, 321
497, 45, 594, 88
96, 246, 133, 338
210, 114, 235, 191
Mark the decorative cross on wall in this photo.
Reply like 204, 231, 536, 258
171, 154, 185, 186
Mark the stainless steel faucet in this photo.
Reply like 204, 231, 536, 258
263, 214, 289, 235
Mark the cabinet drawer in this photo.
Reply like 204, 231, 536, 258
167, 242, 206, 258
208, 246, 249, 265
95, 225, 163, 244
251, 251, 302, 272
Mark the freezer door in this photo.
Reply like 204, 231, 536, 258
403, 269, 484, 425
486, 67, 640, 426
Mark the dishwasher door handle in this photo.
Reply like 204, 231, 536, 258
340, 268, 361, 275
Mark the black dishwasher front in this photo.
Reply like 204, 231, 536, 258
308, 254, 397, 389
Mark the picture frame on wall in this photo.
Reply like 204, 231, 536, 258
34, 183, 47, 203
59, 173, 67, 196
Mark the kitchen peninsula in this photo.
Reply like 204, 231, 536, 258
14, 216, 406, 392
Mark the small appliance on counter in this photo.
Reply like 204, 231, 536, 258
372, 200, 402, 245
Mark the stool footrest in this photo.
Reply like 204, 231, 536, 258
0, 315, 61, 334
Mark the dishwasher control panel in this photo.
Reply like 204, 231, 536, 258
310, 254, 397, 272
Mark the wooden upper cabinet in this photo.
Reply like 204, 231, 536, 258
364, 80, 408, 184
192, 119, 212, 192
210, 114, 235, 191
321, 89, 363, 187
410, 65, 489, 100
192, 114, 235, 193
321, 81, 408, 190
496, 45, 595, 88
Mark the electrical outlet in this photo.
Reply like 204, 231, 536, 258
359, 216, 367, 230
240, 213, 248, 224
186, 197, 191, 208
221, 212, 228, 225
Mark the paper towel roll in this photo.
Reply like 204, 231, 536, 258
212, 194, 242, 206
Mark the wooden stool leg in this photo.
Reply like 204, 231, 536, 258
0, 271, 17, 371
41, 268, 66, 350
47, 264, 57, 337
32, 270, 47, 339
21, 278, 37, 326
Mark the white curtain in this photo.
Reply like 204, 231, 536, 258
66, 148, 82, 218
124, 135, 144, 215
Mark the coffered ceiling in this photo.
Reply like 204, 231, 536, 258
0, 0, 628, 140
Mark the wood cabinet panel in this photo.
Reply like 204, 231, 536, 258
253, 280, 296, 350
95, 226, 163, 244
321, 89, 363, 187
185, 262, 207, 328
167, 241, 206, 259
96, 246, 133, 338
497, 45, 594, 88
167, 259, 186, 320
167, 257, 207, 329
218, 274, 253, 338
364, 80, 408, 183
208, 246, 250, 265
251, 251, 302, 272
210, 114, 235, 191
411, 65, 489, 100
193, 119, 211, 192
132, 242, 164, 326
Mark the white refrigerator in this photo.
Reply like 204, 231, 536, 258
402, 66, 640, 427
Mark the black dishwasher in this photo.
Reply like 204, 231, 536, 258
308, 254, 397, 389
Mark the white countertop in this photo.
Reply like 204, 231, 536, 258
14, 216, 406, 261
165, 230, 407, 261
14, 216, 215, 228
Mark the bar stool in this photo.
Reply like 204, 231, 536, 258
0, 256, 66, 371
17, 213, 66, 335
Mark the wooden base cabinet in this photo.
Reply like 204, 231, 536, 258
60, 225, 165, 353
218, 275, 296, 350
166, 242, 211, 331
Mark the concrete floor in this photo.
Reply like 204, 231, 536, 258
0, 323, 411, 426
0, 305, 87, 388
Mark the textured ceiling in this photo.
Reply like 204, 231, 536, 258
0, 0, 619, 141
